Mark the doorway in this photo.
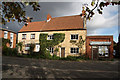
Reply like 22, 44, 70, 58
92, 46, 98, 60
61, 47, 65, 57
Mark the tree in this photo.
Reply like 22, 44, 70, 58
82, 0, 120, 20
0, 2, 40, 25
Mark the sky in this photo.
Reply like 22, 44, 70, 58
1, 2, 120, 42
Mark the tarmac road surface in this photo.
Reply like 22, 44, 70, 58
2, 56, 120, 79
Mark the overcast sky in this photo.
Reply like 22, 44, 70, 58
1, 2, 120, 42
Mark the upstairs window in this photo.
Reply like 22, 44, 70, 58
47, 35, 53, 40
4, 31, 8, 39
31, 34, 35, 39
48, 47, 54, 53
71, 34, 78, 40
10, 33, 14, 42
70, 48, 79, 54
22, 34, 26, 39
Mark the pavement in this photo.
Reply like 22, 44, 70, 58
2, 56, 120, 79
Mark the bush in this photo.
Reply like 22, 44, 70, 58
2, 46, 18, 56
39, 50, 52, 59
51, 54, 60, 60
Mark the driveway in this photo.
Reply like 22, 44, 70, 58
2, 56, 120, 79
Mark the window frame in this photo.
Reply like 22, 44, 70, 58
70, 34, 78, 40
98, 46, 109, 57
4, 31, 8, 39
10, 33, 14, 42
47, 35, 53, 40
22, 34, 26, 39
70, 47, 79, 54
30, 34, 35, 39
48, 47, 54, 53
25, 44, 30, 51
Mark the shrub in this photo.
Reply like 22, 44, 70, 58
2, 46, 18, 56
66, 56, 77, 61
39, 50, 52, 59
51, 54, 60, 60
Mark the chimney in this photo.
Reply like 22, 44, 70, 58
25, 17, 32, 26
82, 6, 86, 29
47, 14, 52, 22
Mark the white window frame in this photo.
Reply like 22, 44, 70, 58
70, 47, 79, 54
22, 34, 26, 39
4, 31, 8, 39
98, 46, 109, 57
10, 33, 14, 42
31, 34, 35, 39
35, 44, 40, 52
48, 47, 54, 53
70, 34, 78, 40
47, 35, 53, 40
25, 44, 30, 51
8, 33, 14, 48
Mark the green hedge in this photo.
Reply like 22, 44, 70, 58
2, 46, 18, 56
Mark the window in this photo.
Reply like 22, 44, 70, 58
31, 34, 35, 39
71, 34, 78, 40
98, 46, 109, 57
47, 35, 53, 40
10, 42, 13, 48
35, 44, 40, 52
71, 48, 79, 54
22, 34, 26, 39
10, 33, 13, 42
48, 47, 54, 53
25, 44, 30, 51
4, 31, 8, 39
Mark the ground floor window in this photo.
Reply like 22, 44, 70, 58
10, 42, 13, 48
48, 47, 54, 53
98, 46, 109, 57
70, 48, 79, 54
35, 44, 40, 52
25, 44, 30, 51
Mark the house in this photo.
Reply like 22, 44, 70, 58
86, 36, 113, 59
0, 28, 17, 48
18, 11, 113, 59
18, 13, 87, 57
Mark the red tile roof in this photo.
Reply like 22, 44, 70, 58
19, 15, 84, 32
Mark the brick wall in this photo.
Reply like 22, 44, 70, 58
2, 30, 16, 48
86, 36, 113, 59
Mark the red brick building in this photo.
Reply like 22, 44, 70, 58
86, 36, 113, 60
0, 28, 16, 48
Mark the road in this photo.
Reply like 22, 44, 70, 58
2, 56, 120, 79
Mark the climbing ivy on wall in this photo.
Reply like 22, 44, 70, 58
39, 33, 65, 54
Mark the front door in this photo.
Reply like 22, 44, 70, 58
61, 47, 65, 57
92, 46, 98, 60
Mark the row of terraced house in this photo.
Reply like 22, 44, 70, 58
1, 11, 114, 59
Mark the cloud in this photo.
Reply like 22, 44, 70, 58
87, 5, 118, 35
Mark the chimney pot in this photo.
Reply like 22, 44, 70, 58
47, 13, 52, 22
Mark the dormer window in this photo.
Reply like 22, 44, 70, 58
47, 35, 53, 40
71, 34, 78, 40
